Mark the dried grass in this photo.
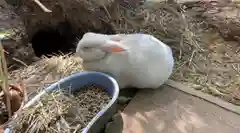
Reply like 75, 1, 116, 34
10, 54, 83, 96
9, 85, 111, 133
166, 0, 240, 105
0, 40, 12, 118
115, 1, 201, 80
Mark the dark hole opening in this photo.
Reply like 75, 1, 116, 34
30, 21, 116, 57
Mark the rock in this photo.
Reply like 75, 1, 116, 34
117, 96, 132, 105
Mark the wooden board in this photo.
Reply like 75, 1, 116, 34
120, 85, 240, 133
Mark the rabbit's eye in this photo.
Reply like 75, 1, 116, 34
82, 47, 91, 50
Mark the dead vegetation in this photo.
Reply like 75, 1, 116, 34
0, 40, 12, 118
10, 54, 83, 96
9, 85, 111, 133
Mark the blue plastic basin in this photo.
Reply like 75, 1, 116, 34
5, 71, 120, 133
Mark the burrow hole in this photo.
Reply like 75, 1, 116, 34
30, 21, 116, 57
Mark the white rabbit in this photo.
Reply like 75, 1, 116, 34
75, 32, 174, 89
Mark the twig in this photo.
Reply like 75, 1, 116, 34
188, 50, 196, 66
33, 0, 52, 13
3, 43, 28, 67
0, 91, 3, 97
73, 124, 81, 133
0, 40, 12, 118
102, 5, 111, 20
12, 57, 28, 67
232, 64, 240, 75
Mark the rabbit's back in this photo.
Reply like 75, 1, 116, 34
124, 34, 173, 88
82, 33, 174, 89
104, 34, 174, 88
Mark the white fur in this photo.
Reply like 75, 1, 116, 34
76, 32, 174, 89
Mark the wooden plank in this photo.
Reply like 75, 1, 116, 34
121, 85, 240, 133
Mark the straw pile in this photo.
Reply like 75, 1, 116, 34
9, 85, 111, 133
169, 0, 240, 105
10, 54, 83, 96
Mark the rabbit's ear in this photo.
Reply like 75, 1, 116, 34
101, 45, 126, 52
101, 40, 128, 53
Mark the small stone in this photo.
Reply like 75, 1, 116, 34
117, 96, 132, 105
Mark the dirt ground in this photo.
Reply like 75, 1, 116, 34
171, 0, 240, 105
172, 30, 240, 104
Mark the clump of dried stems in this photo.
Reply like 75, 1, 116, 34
0, 40, 12, 118
10, 85, 111, 133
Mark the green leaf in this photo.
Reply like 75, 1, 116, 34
0, 30, 13, 40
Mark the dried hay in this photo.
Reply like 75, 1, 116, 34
9, 85, 111, 133
9, 54, 83, 96
170, 0, 240, 105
